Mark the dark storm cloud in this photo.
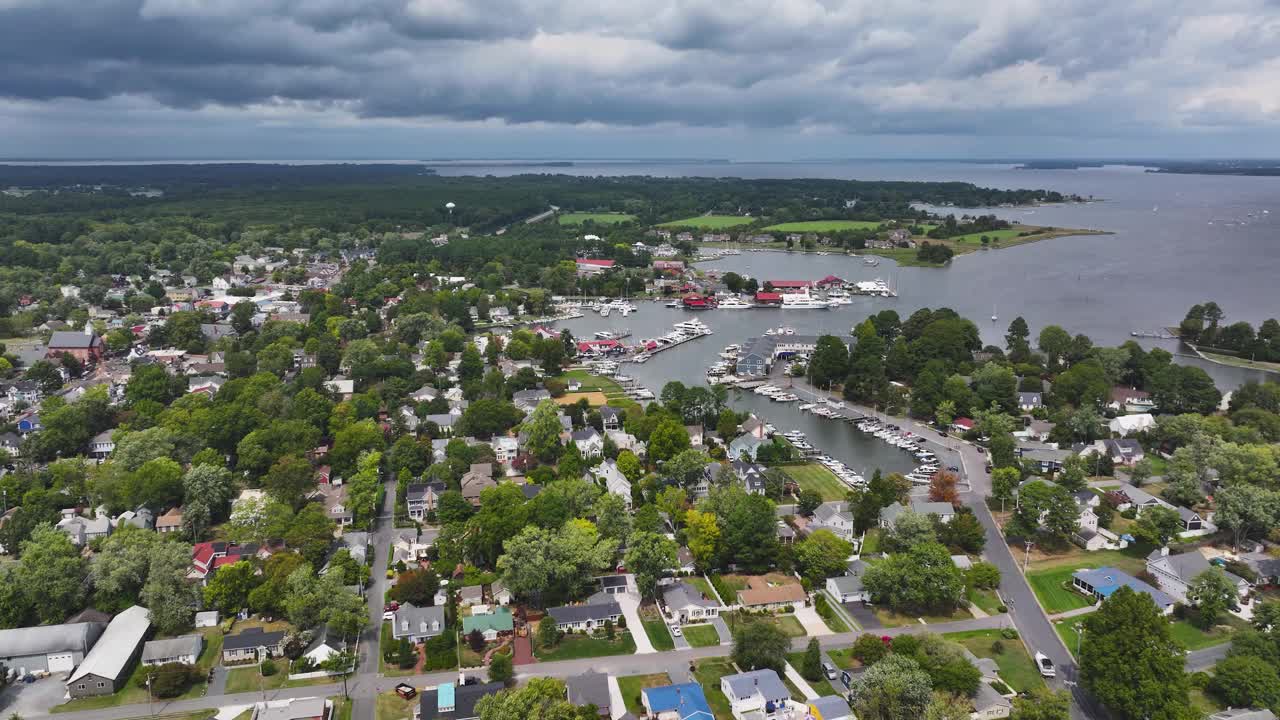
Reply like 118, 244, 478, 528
1, 0, 1279, 141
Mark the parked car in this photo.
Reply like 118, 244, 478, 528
1035, 652, 1055, 678
671, 625, 682, 637
823, 662, 837, 680
395, 683, 417, 700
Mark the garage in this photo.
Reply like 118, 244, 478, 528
47, 653, 75, 673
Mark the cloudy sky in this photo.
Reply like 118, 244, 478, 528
3, 0, 1279, 160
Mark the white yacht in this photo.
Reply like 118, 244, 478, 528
765, 326, 797, 336
674, 319, 711, 334
717, 297, 753, 310
780, 289, 834, 309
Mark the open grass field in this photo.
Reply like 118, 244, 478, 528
534, 627, 636, 661
558, 212, 636, 225
940, 228, 1030, 245
762, 220, 883, 232
617, 673, 671, 716
692, 659, 737, 720
783, 464, 850, 502
657, 215, 754, 229
683, 624, 721, 647
944, 629, 1045, 693
555, 391, 609, 406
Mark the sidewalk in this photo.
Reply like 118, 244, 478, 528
782, 662, 820, 700
1047, 605, 1097, 621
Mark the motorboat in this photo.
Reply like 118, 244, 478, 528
765, 326, 797, 336
773, 393, 799, 402
864, 256, 880, 266
798, 403, 816, 411
674, 319, 711, 334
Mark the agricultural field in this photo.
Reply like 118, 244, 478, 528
558, 212, 636, 225
762, 220, 883, 232
657, 215, 754, 229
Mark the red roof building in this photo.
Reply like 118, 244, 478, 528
682, 294, 712, 309
765, 280, 812, 294
952, 418, 975, 431
755, 291, 783, 305
815, 275, 845, 287
575, 258, 617, 275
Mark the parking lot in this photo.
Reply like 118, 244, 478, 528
0, 676, 70, 717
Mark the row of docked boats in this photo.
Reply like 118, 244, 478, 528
630, 319, 713, 363
780, 430, 867, 488
752, 384, 800, 402
592, 299, 638, 317
853, 417, 942, 483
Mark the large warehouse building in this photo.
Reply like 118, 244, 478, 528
0, 621, 106, 674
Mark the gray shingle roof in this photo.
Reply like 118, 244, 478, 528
143, 635, 203, 663
0, 622, 104, 658
67, 605, 150, 684
547, 601, 621, 625
723, 669, 788, 700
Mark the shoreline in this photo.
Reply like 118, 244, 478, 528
1182, 341, 1280, 375
696, 226, 1110, 268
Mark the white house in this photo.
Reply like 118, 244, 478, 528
491, 436, 518, 464
142, 635, 203, 666
662, 581, 720, 625
547, 600, 622, 632
827, 559, 869, 603
391, 603, 446, 643
720, 669, 792, 720
1145, 548, 1251, 604
811, 502, 855, 542
593, 460, 633, 510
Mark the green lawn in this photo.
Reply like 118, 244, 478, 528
815, 593, 852, 633
944, 629, 1046, 694
1169, 616, 1250, 651
827, 647, 859, 670
558, 212, 636, 225
722, 611, 806, 638
786, 651, 838, 696
687, 575, 721, 603
657, 215, 754, 229
709, 574, 748, 605
683, 624, 721, 647
940, 228, 1028, 245
534, 628, 636, 661
1025, 567, 1094, 614
1055, 620, 1084, 658
642, 619, 675, 651
376, 691, 418, 720
860, 528, 881, 555
762, 220, 884, 232
967, 586, 1004, 615
783, 464, 850, 502
330, 696, 353, 720
692, 659, 737, 720
617, 673, 672, 716
873, 605, 972, 627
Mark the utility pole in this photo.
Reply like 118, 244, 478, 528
1075, 623, 1083, 657
1023, 539, 1033, 572
147, 675, 154, 718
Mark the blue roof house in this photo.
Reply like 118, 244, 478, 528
1071, 566, 1175, 615
642, 682, 715, 720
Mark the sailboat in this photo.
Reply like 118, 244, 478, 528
991, 304, 998, 322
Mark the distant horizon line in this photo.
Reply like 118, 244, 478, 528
0, 156, 1276, 164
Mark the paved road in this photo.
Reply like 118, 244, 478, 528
351, 478, 399, 720
31, 614, 1010, 720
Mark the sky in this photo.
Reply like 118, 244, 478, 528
3, 0, 1280, 161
